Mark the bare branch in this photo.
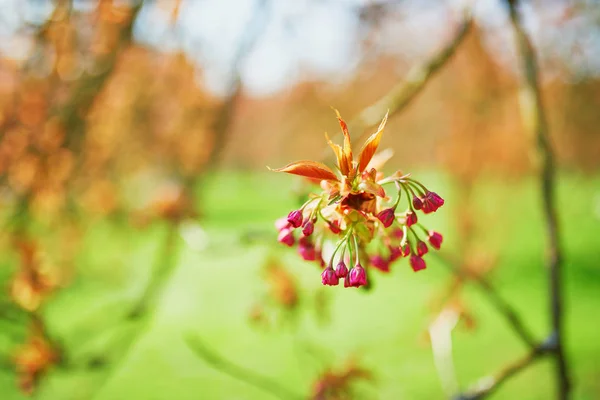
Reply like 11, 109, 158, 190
505, 0, 570, 398
128, 223, 180, 319
454, 344, 549, 400
350, 8, 473, 135
433, 253, 538, 350
59, 2, 144, 151
208, 0, 271, 168
185, 335, 304, 400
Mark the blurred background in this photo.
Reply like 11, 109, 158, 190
0, 0, 599, 399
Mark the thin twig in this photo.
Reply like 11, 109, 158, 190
86, 222, 181, 397
128, 223, 180, 318
185, 335, 304, 400
337, 7, 472, 149
208, 0, 271, 168
505, 1, 570, 398
433, 253, 538, 349
59, 2, 143, 151
454, 343, 549, 400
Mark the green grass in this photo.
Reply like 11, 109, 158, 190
1, 171, 599, 399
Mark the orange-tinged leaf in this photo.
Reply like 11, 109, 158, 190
325, 132, 348, 175
357, 111, 389, 172
269, 160, 339, 182
334, 109, 353, 175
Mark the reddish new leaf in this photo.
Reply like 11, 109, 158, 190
269, 160, 339, 182
325, 132, 348, 175
357, 111, 389, 173
334, 109, 354, 176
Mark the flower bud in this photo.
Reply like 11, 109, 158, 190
412, 196, 423, 210
392, 228, 404, 240
277, 228, 295, 246
417, 241, 428, 256
405, 211, 417, 227
344, 274, 351, 288
370, 255, 390, 272
275, 217, 291, 231
400, 243, 411, 257
302, 220, 314, 236
376, 208, 396, 228
429, 192, 445, 208
298, 239, 316, 261
328, 220, 341, 234
422, 191, 444, 214
388, 246, 402, 262
410, 255, 426, 272
348, 264, 367, 287
287, 209, 304, 228
321, 268, 339, 286
335, 260, 348, 278
428, 231, 443, 250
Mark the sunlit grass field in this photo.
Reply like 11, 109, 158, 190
1, 171, 599, 400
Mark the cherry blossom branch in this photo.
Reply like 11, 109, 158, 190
505, 0, 570, 398
60, 2, 143, 151
454, 342, 550, 400
350, 8, 473, 135
185, 335, 304, 400
207, 0, 271, 168
434, 253, 537, 349
128, 223, 180, 318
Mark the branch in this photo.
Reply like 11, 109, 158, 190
128, 222, 180, 318
505, 0, 570, 398
59, 2, 143, 151
454, 343, 549, 400
185, 335, 304, 400
349, 8, 473, 136
207, 0, 271, 168
433, 253, 538, 349
81, 222, 182, 394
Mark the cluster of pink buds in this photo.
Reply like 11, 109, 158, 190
271, 110, 444, 288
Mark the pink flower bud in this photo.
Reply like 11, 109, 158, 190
317, 250, 326, 267
410, 255, 426, 272
388, 246, 402, 262
417, 241, 428, 256
335, 260, 348, 278
392, 228, 404, 240
302, 220, 314, 236
370, 255, 390, 272
405, 211, 417, 227
298, 240, 316, 261
277, 228, 295, 247
376, 208, 396, 228
429, 192, 445, 208
287, 209, 304, 228
275, 217, 291, 231
428, 231, 443, 250
422, 191, 444, 214
348, 264, 367, 287
321, 268, 339, 286
328, 220, 341, 234
400, 243, 411, 257
412, 196, 423, 210
344, 274, 351, 288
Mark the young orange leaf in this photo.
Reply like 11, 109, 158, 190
325, 132, 348, 175
334, 109, 353, 175
269, 160, 339, 182
357, 111, 389, 173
